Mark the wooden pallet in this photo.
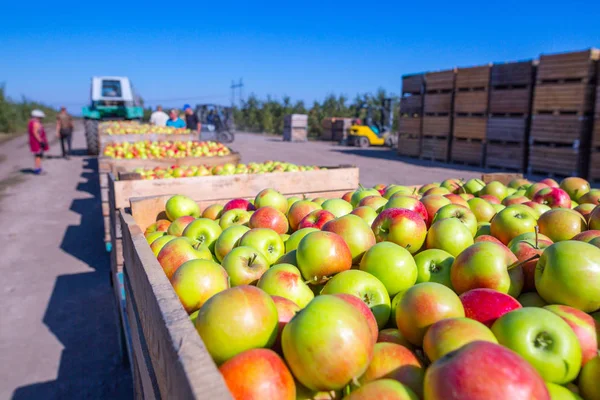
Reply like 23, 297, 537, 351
491, 60, 535, 87
400, 94, 423, 115
332, 118, 353, 141
528, 145, 584, 177
451, 139, 484, 165
456, 65, 491, 89
398, 135, 421, 157
486, 116, 528, 143
453, 115, 487, 140
423, 115, 452, 138
489, 87, 533, 114
424, 92, 453, 114
402, 73, 425, 94
398, 117, 422, 136
485, 142, 526, 171
530, 115, 592, 145
537, 49, 599, 81
589, 150, 600, 182
454, 90, 489, 114
420, 136, 449, 161
533, 82, 596, 115
425, 69, 456, 91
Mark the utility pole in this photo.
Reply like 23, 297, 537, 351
230, 78, 244, 107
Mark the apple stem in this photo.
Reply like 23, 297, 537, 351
508, 254, 541, 271
534, 226, 539, 249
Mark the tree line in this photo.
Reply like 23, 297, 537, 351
0, 85, 58, 134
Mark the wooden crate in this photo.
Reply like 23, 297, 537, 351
530, 115, 592, 145
99, 133, 195, 153
589, 150, 600, 181
284, 114, 308, 142
489, 87, 532, 114
321, 118, 335, 140
456, 65, 491, 89
400, 94, 423, 115
398, 117, 422, 136
402, 73, 425, 94
485, 142, 526, 171
118, 170, 359, 398
451, 139, 484, 165
533, 82, 595, 114
537, 49, 599, 81
425, 69, 456, 91
486, 116, 528, 143
454, 90, 489, 114
420, 136, 449, 161
482, 172, 524, 185
424, 93, 453, 113
528, 145, 584, 177
453, 116, 487, 140
423, 115, 452, 138
593, 115, 600, 148
491, 61, 535, 86
332, 118, 353, 141
398, 135, 421, 157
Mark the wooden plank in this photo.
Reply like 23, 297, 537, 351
398, 117, 422, 136
491, 61, 535, 86
120, 211, 233, 399
402, 73, 425, 94
482, 172, 524, 185
451, 140, 484, 165
425, 69, 456, 91
400, 95, 423, 115
528, 146, 583, 176
397, 136, 421, 157
530, 115, 591, 144
489, 87, 532, 114
454, 90, 489, 114
537, 49, 599, 81
533, 82, 595, 114
420, 137, 449, 161
589, 151, 600, 181
423, 115, 452, 138
453, 116, 487, 140
424, 93, 453, 113
485, 142, 526, 170
486, 117, 528, 143
456, 65, 491, 89
593, 115, 600, 148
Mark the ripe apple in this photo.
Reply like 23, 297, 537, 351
573, 230, 600, 243
518, 292, 548, 307
444, 193, 470, 208
525, 182, 549, 199
479, 194, 501, 204
287, 200, 321, 231
541, 178, 559, 187
396, 282, 465, 346
271, 296, 300, 353
424, 341, 549, 400
182, 218, 222, 251
490, 205, 537, 245
214, 225, 250, 262
413, 249, 454, 289
296, 231, 352, 284
239, 228, 285, 265
282, 295, 374, 391
223, 198, 255, 212
384, 185, 415, 199
377, 328, 414, 349
321, 198, 353, 217
451, 241, 523, 297
341, 191, 353, 203
322, 270, 391, 328
284, 227, 318, 253
420, 195, 452, 226
221, 246, 270, 286
535, 241, 600, 312
468, 197, 496, 223
575, 203, 597, 223
145, 231, 165, 245
371, 208, 427, 254
441, 178, 463, 193
579, 189, 600, 205
589, 205, 600, 230
459, 193, 474, 201
475, 234, 503, 244
418, 182, 439, 194
359, 242, 417, 297
491, 307, 582, 383
323, 214, 376, 264
150, 234, 176, 256
459, 288, 522, 327
538, 208, 587, 242
502, 194, 529, 206
560, 177, 590, 201
533, 187, 572, 209
424, 187, 450, 196
359, 195, 388, 210
311, 197, 327, 206
254, 188, 288, 214
351, 187, 381, 207
165, 194, 200, 221
523, 201, 551, 216
463, 178, 486, 194
287, 195, 302, 211
479, 181, 508, 201
167, 215, 196, 236
333, 293, 378, 345
383, 196, 428, 222
249, 206, 289, 234
425, 218, 474, 257
219, 209, 251, 230
257, 263, 314, 308
298, 209, 335, 230
579, 356, 600, 400
351, 206, 378, 226
544, 304, 598, 366
508, 233, 553, 292
432, 204, 478, 236
423, 317, 498, 361
144, 219, 170, 234
157, 237, 213, 279
219, 348, 295, 400
358, 343, 424, 398
344, 379, 418, 400
475, 222, 491, 237
201, 204, 223, 220
508, 178, 530, 189
170, 258, 229, 314
195, 285, 278, 364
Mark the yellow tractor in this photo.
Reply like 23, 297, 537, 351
347, 98, 397, 148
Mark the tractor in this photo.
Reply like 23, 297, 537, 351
82, 76, 144, 155
347, 98, 397, 148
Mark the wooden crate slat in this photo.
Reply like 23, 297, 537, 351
400, 95, 423, 115
456, 65, 491, 88
537, 49, 600, 81
533, 83, 595, 114
424, 93, 453, 113
485, 142, 525, 170
491, 61, 535, 86
423, 115, 452, 138
425, 69, 456, 91
528, 146, 582, 176
397, 117, 422, 136
530, 115, 591, 144
593, 115, 600, 148
402, 74, 425, 94
454, 91, 489, 114
486, 117, 528, 143
482, 173, 524, 185
397, 136, 421, 157
451, 140, 484, 165
489, 88, 532, 114
589, 151, 600, 181
420, 137, 448, 161
453, 116, 487, 140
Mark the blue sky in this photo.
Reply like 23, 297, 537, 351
1, 1, 598, 114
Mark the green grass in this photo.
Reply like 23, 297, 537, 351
0, 84, 58, 135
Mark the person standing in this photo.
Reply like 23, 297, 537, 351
183, 104, 201, 135
150, 105, 169, 126
56, 106, 73, 159
165, 109, 186, 128
28, 109, 49, 175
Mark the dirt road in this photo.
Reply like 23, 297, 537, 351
0, 123, 482, 399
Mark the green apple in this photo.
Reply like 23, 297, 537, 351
535, 241, 600, 313
145, 231, 165, 245
219, 209, 251, 230
545, 382, 582, 400
323, 214, 376, 264
221, 246, 270, 286
170, 259, 229, 314
538, 208, 587, 242
350, 187, 381, 207
579, 356, 600, 400
286, 196, 302, 212
491, 203, 506, 214
359, 242, 418, 297
285, 227, 318, 253
321, 270, 391, 328
165, 194, 200, 221
432, 204, 478, 236
321, 198, 353, 218
480, 181, 508, 201
490, 205, 537, 245
213, 225, 250, 262
413, 249, 454, 289
508, 178, 530, 189
257, 263, 314, 308
254, 188, 288, 213
463, 178, 485, 195
491, 307, 582, 384
150, 234, 177, 256
384, 185, 416, 199
560, 177, 590, 201
239, 228, 285, 265
518, 292, 548, 307
388, 291, 405, 329
351, 206, 378, 226
426, 218, 474, 257
475, 222, 491, 237
182, 218, 222, 252
468, 197, 496, 223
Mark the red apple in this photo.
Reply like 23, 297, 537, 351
287, 200, 322, 231
572, 230, 600, 243
420, 195, 452, 226
502, 195, 529, 206
444, 193, 469, 208
358, 195, 388, 210
579, 189, 600, 205
341, 191, 353, 203
271, 296, 300, 353
249, 206, 289, 234
575, 203, 597, 223
423, 317, 498, 361
371, 208, 427, 254
298, 209, 335, 230
377, 328, 414, 349
166, 215, 196, 236
323, 214, 376, 264
474, 235, 503, 245
144, 219, 171, 234
459, 288, 522, 327
532, 187, 572, 209
590, 205, 600, 230
157, 237, 213, 279
223, 198, 255, 212
541, 178, 559, 188
509, 234, 553, 292
384, 195, 428, 223
480, 194, 501, 204
296, 231, 352, 284
525, 182, 549, 199
201, 204, 223, 220
333, 293, 378, 345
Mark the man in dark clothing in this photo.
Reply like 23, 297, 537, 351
56, 106, 73, 159
183, 104, 201, 136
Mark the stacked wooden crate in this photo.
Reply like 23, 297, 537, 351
485, 61, 536, 171
528, 49, 599, 177
422, 69, 456, 161
590, 61, 600, 182
283, 114, 308, 141
332, 118, 354, 142
321, 118, 335, 140
398, 74, 424, 157
451, 65, 491, 166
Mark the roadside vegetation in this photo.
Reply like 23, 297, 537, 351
0, 85, 58, 134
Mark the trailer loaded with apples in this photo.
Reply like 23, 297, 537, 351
113, 169, 600, 399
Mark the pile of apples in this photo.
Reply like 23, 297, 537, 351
102, 121, 191, 135
102, 140, 231, 159
144, 176, 600, 400
132, 161, 322, 179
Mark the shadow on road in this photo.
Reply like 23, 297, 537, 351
12, 156, 132, 400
